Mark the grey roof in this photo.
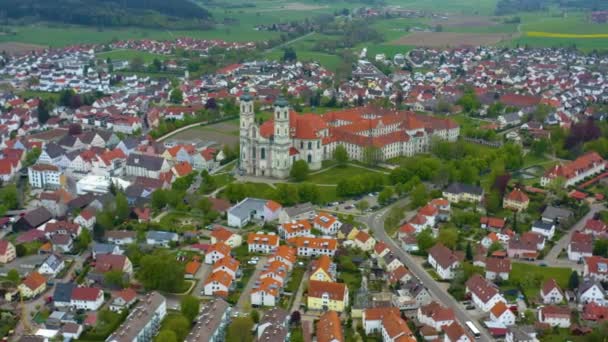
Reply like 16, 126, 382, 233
126, 153, 165, 171
44, 142, 66, 158
120, 137, 139, 149
21, 207, 53, 228
339, 223, 354, 236
507, 325, 536, 341
502, 112, 521, 123
260, 307, 288, 327
259, 325, 288, 342
53, 282, 76, 303
107, 292, 166, 342
579, 279, 605, 295
185, 298, 230, 342
146, 230, 178, 242
92, 242, 118, 255
404, 278, 427, 297
444, 182, 483, 196
532, 220, 554, 231
228, 197, 268, 221
43, 254, 64, 271
283, 202, 314, 217
542, 206, 573, 221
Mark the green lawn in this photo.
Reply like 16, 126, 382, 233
507, 262, 571, 302
96, 49, 171, 63
306, 165, 387, 185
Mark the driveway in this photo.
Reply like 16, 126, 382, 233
235, 256, 267, 312
193, 263, 212, 297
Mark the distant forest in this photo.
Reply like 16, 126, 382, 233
496, 0, 608, 15
0, 0, 213, 29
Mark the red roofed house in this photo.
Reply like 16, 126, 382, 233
18, 271, 47, 298
109, 288, 137, 312
480, 217, 506, 231
184, 261, 201, 279
374, 241, 390, 259
582, 302, 608, 322
538, 305, 571, 328
210, 226, 242, 248
0, 240, 16, 264
583, 219, 608, 237
540, 278, 564, 304
568, 231, 593, 262
316, 310, 343, 342
503, 188, 529, 212
388, 265, 411, 285
251, 276, 282, 307
427, 244, 463, 280
353, 231, 376, 251
485, 257, 511, 281
465, 274, 506, 312
247, 232, 280, 254
443, 322, 473, 342
171, 161, 193, 178
418, 204, 439, 227
584, 256, 608, 282
380, 311, 414, 342
205, 242, 231, 264
541, 152, 606, 187
307, 280, 349, 312
203, 270, 233, 297
363, 307, 400, 334
93, 254, 133, 277
417, 301, 455, 331
490, 301, 516, 326
313, 213, 342, 235
70, 287, 104, 310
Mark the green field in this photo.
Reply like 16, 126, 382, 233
508, 262, 571, 302
306, 164, 387, 185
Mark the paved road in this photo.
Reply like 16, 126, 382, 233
362, 199, 493, 342
545, 203, 606, 264
235, 256, 267, 312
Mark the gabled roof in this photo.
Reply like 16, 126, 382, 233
22, 271, 46, 291
316, 311, 343, 342
71, 287, 102, 301
308, 280, 347, 301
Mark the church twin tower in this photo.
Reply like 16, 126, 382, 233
239, 90, 293, 179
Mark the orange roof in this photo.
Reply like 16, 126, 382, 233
545, 152, 605, 181
266, 200, 282, 212
185, 261, 201, 275
419, 204, 438, 217
247, 232, 279, 246
313, 212, 338, 229
213, 257, 240, 273
167, 144, 195, 157
399, 223, 416, 235
172, 161, 193, 177
312, 255, 332, 274
490, 301, 510, 318
280, 220, 312, 234
382, 312, 413, 339
210, 227, 235, 242
316, 311, 343, 342
355, 231, 372, 243
430, 198, 449, 207
308, 280, 347, 301
505, 188, 529, 203
288, 237, 338, 250
204, 270, 233, 287
270, 246, 297, 265
364, 307, 400, 321
22, 271, 46, 291
206, 242, 231, 256
251, 277, 282, 297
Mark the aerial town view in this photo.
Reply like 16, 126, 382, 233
2, 0, 608, 341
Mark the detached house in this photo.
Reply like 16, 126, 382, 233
307, 280, 349, 312
578, 279, 607, 305
503, 188, 529, 212
485, 257, 511, 281
353, 231, 376, 252
71, 287, 104, 311
0, 240, 16, 264
205, 243, 231, 264
538, 306, 571, 328
313, 213, 342, 235
531, 220, 556, 239
540, 279, 563, 304
427, 244, 462, 280
465, 274, 506, 312
490, 302, 516, 326
568, 232, 593, 262
417, 301, 455, 331
19, 271, 46, 298
210, 226, 242, 247
442, 183, 484, 203
584, 256, 608, 282
247, 232, 279, 254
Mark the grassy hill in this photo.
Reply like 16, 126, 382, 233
0, 0, 212, 29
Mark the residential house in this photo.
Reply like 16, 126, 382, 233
278, 202, 315, 224
578, 279, 607, 305
125, 153, 170, 179
92, 254, 133, 280
568, 232, 593, 262
28, 163, 63, 189
227, 198, 281, 228
480, 217, 506, 231
353, 231, 376, 251
418, 301, 455, 331
485, 257, 511, 281
388, 266, 411, 285
490, 302, 516, 326
257, 308, 289, 341
74, 209, 96, 230
505, 326, 538, 342
278, 220, 312, 239
53, 282, 76, 308
13, 207, 53, 231
507, 232, 545, 260
185, 261, 201, 279
307, 280, 349, 312
381, 312, 414, 342
538, 305, 571, 328
584, 256, 608, 282
203, 271, 233, 297
316, 311, 343, 342
70, 287, 104, 311
427, 244, 462, 280
465, 274, 506, 312
38, 254, 65, 278
443, 322, 472, 342
268, 246, 297, 271
384, 253, 404, 272
247, 232, 279, 254
92, 243, 122, 259
540, 279, 564, 304
109, 288, 138, 312
541, 152, 605, 187
373, 242, 390, 259
0, 240, 16, 264
442, 183, 484, 203
531, 220, 556, 239
541, 206, 573, 225
503, 188, 529, 211
205, 243, 231, 264
212, 257, 240, 279
363, 307, 401, 334
250, 277, 282, 307
288, 236, 338, 257
310, 255, 336, 282
105, 230, 136, 246
583, 219, 608, 237
145, 230, 179, 247
210, 226, 242, 247
18, 272, 46, 298
313, 213, 342, 235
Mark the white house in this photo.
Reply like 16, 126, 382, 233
531, 220, 556, 239
227, 198, 281, 228
70, 287, 104, 311
247, 232, 279, 254
427, 244, 462, 280
537, 306, 571, 328
417, 302, 455, 331
313, 213, 342, 235
38, 254, 65, 278
205, 243, 231, 265
465, 274, 506, 312
363, 307, 401, 334
490, 302, 516, 326
540, 279, 564, 304
578, 280, 607, 305
28, 163, 62, 189
250, 278, 281, 307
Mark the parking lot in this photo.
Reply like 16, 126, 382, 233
324, 194, 380, 215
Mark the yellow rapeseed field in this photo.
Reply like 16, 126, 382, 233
526, 31, 608, 38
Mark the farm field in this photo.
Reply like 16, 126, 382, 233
0, 42, 46, 54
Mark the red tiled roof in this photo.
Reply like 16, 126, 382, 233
308, 280, 347, 301
22, 271, 46, 291
71, 287, 102, 301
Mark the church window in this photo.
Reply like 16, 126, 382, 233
300, 141, 303, 149
261, 148, 266, 160
307, 154, 312, 163
308, 142, 312, 150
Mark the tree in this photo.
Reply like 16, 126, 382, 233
130, 57, 144, 72
438, 227, 458, 249
104, 270, 126, 289
378, 187, 394, 205
456, 90, 481, 113
24, 147, 41, 167
163, 315, 190, 341
290, 160, 309, 182
7, 269, 20, 284
155, 330, 177, 342
594, 239, 608, 258
15, 244, 26, 257
355, 200, 369, 213
250, 309, 260, 324
417, 229, 436, 253
485, 189, 502, 214
487, 242, 503, 256
37, 99, 51, 124
75, 229, 92, 252
290, 311, 301, 326
568, 271, 579, 290
180, 295, 200, 322
333, 145, 348, 166
115, 192, 130, 221
138, 253, 185, 292
465, 242, 473, 261
362, 146, 382, 166
282, 47, 297, 62
226, 317, 254, 342
170, 88, 183, 104
410, 183, 428, 208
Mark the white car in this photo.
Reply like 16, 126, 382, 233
248, 260, 258, 265
251, 256, 260, 261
